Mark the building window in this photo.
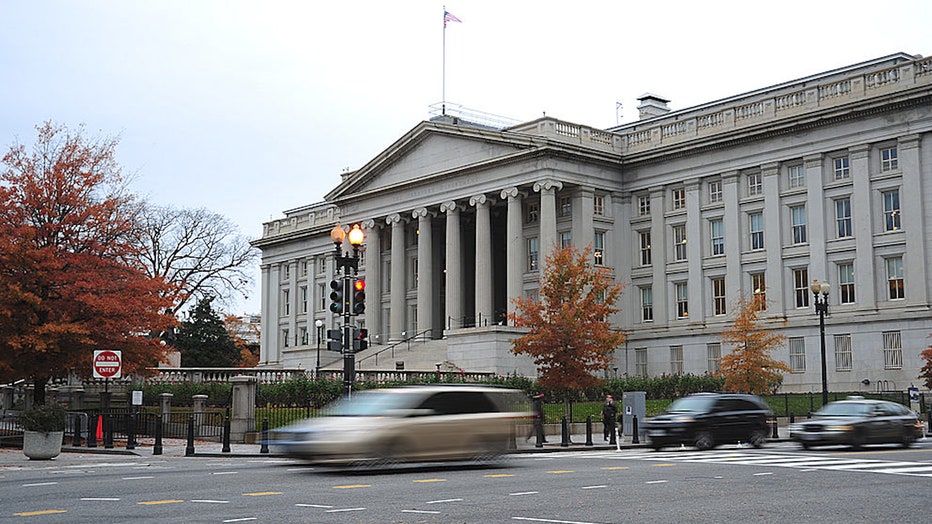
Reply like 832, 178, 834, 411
300, 286, 308, 313
593, 231, 605, 266
886, 256, 904, 300
751, 272, 766, 310
710, 219, 724, 256
637, 195, 651, 216
527, 237, 539, 271
299, 326, 308, 346
675, 282, 689, 319
282, 329, 290, 348
673, 225, 687, 261
881, 146, 898, 171
839, 263, 855, 304
300, 260, 308, 277
593, 195, 605, 216
708, 180, 722, 203
712, 277, 726, 316
560, 231, 572, 248
834, 334, 852, 371
670, 345, 684, 374
672, 188, 686, 210
791, 205, 807, 244
282, 264, 291, 281
639, 231, 652, 266
318, 283, 326, 311
749, 212, 764, 250
707, 343, 721, 373
560, 197, 572, 217
526, 202, 539, 224
882, 189, 901, 231
788, 165, 805, 188
282, 289, 290, 315
833, 156, 850, 180
793, 268, 810, 308
640, 286, 653, 322
789, 337, 806, 373
317, 256, 327, 275
747, 172, 762, 196
883, 331, 903, 370
835, 198, 852, 238
635, 348, 648, 377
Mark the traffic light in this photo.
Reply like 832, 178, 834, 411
329, 279, 344, 314
327, 328, 342, 351
353, 328, 368, 352
351, 279, 366, 315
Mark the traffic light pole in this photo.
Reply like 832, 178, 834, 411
329, 224, 365, 398
340, 276, 355, 397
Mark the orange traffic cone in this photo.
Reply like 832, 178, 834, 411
96, 415, 103, 441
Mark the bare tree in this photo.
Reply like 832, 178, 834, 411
133, 203, 258, 313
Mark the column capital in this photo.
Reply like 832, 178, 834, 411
470, 194, 494, 207
761, 162, 780, 175
386, 213, 403, 225
533, 179, 563, 193
721, 170, 739, 183
361, 218, 379, 230
898, 134, 921, 150
440, 201, 463, 214
849, 143, 870, 159
500, 186, 526, 200
412, 207, 435, 220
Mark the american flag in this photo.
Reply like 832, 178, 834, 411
443, 10, 462, 28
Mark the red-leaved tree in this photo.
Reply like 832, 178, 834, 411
719, 296, 790, 395
0, 122, 175, 403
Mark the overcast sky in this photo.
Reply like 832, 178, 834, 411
2, 1, 929, 315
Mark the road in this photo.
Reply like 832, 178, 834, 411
3, 440, 931, 523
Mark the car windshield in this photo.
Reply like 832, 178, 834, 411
667, 396, 716, 413
816, 402, 871, 417
324, 390, 416, 416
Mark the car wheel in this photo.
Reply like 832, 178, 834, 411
694, 431, 715, 451
901, 429, 915, 449
799, 442, 811, 450
748, 429, 767, 449
650, 443, 663, 451
849, 431, 865, 451
471, 437, 507, 463
377, 438, 406, 466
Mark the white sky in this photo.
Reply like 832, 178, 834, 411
2, 0, 930, 315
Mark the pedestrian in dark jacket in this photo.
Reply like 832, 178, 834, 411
602, 394, 618, 441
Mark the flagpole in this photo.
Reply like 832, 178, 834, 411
442, 6, 447, 116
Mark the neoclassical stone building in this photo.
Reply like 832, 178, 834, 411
252, 52, 932, 394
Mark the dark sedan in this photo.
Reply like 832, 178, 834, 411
789, 397, 923, 450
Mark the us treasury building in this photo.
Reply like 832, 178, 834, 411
252, 53, 932, 394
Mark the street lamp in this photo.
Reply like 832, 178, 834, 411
810, 279, 831, 407
330, 223, 365, 397
315, 319, 324, 380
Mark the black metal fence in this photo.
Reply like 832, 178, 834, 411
64, 409, 226, 446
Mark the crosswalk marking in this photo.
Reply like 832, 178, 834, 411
588, 449, 932, 478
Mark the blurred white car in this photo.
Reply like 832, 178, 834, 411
269, 385, 530, 465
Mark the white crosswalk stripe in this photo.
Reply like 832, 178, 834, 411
581, 449, 932, 478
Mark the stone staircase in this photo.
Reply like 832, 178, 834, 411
319, 337, 459, 373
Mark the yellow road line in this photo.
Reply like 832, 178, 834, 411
138, 500, 184, 505
653, 463, 677, 467
413, 478, 446, 483
332, 484, 371, 489
546, 470, 574, 474
242, 492, 282, 497
601, 466, 629, 470
14, 510, 67, 516
484, 473, 516, 478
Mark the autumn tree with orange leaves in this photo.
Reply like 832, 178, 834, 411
719, 296, 790, 395
918, 337, 932, 390
509, 245, 626, 414
0, 122, 175, 403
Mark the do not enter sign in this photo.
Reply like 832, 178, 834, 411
93, 350, 122, 379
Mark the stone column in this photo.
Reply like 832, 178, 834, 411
501, 188, 524, 322
387, 213, 406, 341
413, 208, 434, 337
230, 376, 256, 444
258, 264, 272, 365
573, 186, 595, 252
192, 394, 208, 437
899, 135, 929, 307
648, 186, 668, 323
158, 392, 173, 434
533, 179, 562, 274
684, 178, 703, 322
762, 163, 784, 312
362, 220, 382, 342
470, 194, 493, 326
722, 172, 742, 305
440, 201, 463, 330
848, 145, 873, 307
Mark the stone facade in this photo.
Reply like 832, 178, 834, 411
252, 53, 932, 394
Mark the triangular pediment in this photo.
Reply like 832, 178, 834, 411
326, 120, 534, 201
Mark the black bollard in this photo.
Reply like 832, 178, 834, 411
126, 412, 136, 450
789, 413, 795, 424
585, 415, 593, 446
260, 418, 269, 454
771, 418, 779, 439
185, 415, 195, 456
153, 416, 163, 455
632, 415, 640, 444
87, 414, 97, 448
72, 414, 82, 447
560, 416, 569, 447
222, 412, 231, 453
104, 413, 114, 449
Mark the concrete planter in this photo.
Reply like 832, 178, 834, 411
23, 430, 64, 460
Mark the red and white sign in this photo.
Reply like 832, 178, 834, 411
93, 350, 122, 379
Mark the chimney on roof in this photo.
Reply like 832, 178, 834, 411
637, 93, 671, 120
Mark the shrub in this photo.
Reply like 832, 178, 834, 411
20, 401, 67, 433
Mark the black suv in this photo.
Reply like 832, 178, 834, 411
642, 393, 774, 450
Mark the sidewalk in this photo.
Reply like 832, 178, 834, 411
1, 426, 793, 465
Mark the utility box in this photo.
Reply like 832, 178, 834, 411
622, 391, 646, 438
